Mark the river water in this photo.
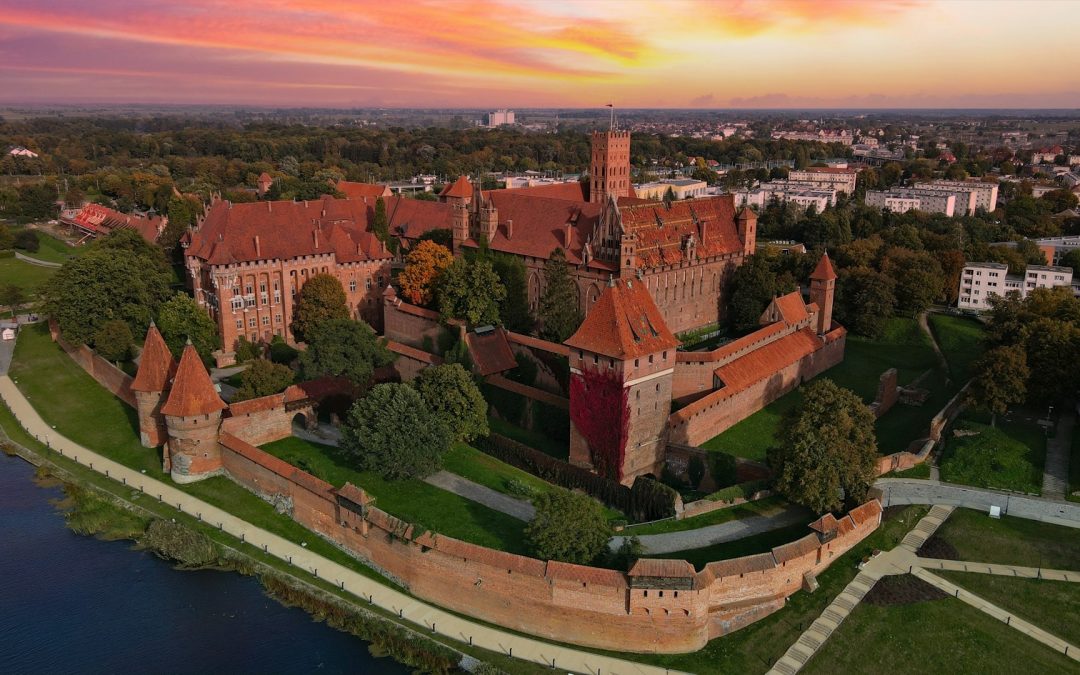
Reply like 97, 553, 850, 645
0, 453, 408, 674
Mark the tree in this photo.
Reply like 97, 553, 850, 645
92, 319, 134, 363
0, 284, 25, 315
371, 196, 395, 252
525, 490, 611, 565
1060, 248, 1080, 276
537, 248, 582, 342
1023, 317, 1080, 404
728, 254, 780, 333
436, 257, 505, 326
0, 225, 13, 250
291, 273, 350, 342
492, 253, 532, 332
399, 240, 453, 306
411, 363, 489, 442
769, 379, 878, 514
298, 317, 394, 388
232, 358, 295, 402
662, 186, 675, 207
43, 232, 172, 345
835, 267, 896, 339
881, 248, 944, 315
156, 292, 220, 362
339, 383, 451, 480
967, 345, 1028, 426
1041, 188, 1079, 214
13, 229, 39, 253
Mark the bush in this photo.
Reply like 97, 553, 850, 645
268, 335, 299, 365
704, 479, 770, 503
526, 490, 610, 564
13, 229, 40, 253
93, 319, 134, 362
708, 451, 739, 488
503, 478, 537, 499
234, 335, 262, 362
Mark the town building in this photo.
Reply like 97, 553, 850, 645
1031, 145, 1064, 164
912, 179, 999, 214
957, 261, 1078, 311
7, 146, 38, 158
60, 203, 166, 244
735, 182, 836, 212
995, 235, 1080, 266
484, 109, 515, 127
635, 178, 709, 201
787, 167, 859, 194
864, 189, 956, 216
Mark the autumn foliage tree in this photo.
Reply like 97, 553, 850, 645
569, 367, 629, 482
399, 240, 453, 306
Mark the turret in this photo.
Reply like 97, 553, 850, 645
809, 252, 837, 335
159, 342, 227, 483
736, 207, 757, 257
480, 194, 499, 242
130, 322, 177, 448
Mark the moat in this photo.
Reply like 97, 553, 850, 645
0, 453, 406, 675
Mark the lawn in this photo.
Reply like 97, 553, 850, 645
487, 415, 569, 460
703, 318, 953, 459
928, 313, 986, 383
1070, 422, 1080, 503
14, 228, 83, 264
936, 571, 1080, 647
616, 505, 930, 674
801, 593, 1078, 675
624, 495, 795, 536
938, 414, 1046, 494
927, 507, 1080, 569
262, 436, 531, 555
0, 256, 57, 297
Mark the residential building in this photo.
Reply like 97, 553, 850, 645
865, 189, 956, 216
958, 261, 1077, 311
484, 109, 515, 127
788, 167, 858, 194
911, 179, 999, 213
736, 181, 836, 211
635, 178, 708, 201
1031, 145, 1064, 164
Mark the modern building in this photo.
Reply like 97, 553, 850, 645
635, 179, 709, 201
865, 189, 956, 216
912, 180, 999, 214
7, 146, 38, 158
484, 109, 515, 127
735, 182, 836, 212
787, 167, 859, 195
957, 261, 1077, 311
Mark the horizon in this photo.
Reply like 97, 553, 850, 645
1, 0, 1079, 109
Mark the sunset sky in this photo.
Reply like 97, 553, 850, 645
1, 0, 1078, 108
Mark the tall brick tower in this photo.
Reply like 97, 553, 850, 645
736, 206, 757, 257
131, 322, 177, 448
589, 130, 631, 204
809, 252, 837, 335
565, 277, 680, 484
159, 342, 227, 483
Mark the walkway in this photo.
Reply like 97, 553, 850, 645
766, 505, 1080, 673
424, 471, 536, 521
918, 311, 950, 385
0, 375, 674, 675
1043, 407, 1075, 500
13, 251, 62, 268
876, 477, 1080, 528
611, 506, 810, 555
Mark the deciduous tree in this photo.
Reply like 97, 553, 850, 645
399, 240, 453, 306
728, 254, 781, 333
232, 358, 296, 402
93, 319, 134, 363
835, 267, 896, 339
291, 273, 350, 343
411, 363, 489, 443
436, 257, 505, 327
967, 345, 1029, 426
298, 317, 394, 388
156, 292, 220, 362
525, 490, 611, 565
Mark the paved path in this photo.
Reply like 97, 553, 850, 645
0, 375, 674, 675
612, 506, 811, 555
13, 251, 62, 268
1043, 407, 1075, 500
916, 558, 1079, 583
425, 471, 536, 521
876, 478, 1080, 528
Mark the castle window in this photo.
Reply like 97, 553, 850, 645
593, 354, 598, 365
350, 279, 357, 292
643, 590, 648, 597
275, 315, 282, 324
659, 591, 664, 598
648, 354, 654, 364
261, 316, 270, 326
273, 290, 281, 304
235, 319, 242, 329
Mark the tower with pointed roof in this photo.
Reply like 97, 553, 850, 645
809, 252, 837, 335
564, 277, 680, 484
131, 323, 177, 448
736, 207, 757, 257
589, 130, 631, 204
159, 342, 228, 483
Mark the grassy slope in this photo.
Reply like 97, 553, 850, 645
936, 571, 1080, 647
0, 257, 57, 296
939, 415, 1046, 494
928, 313, 986, 383
623, 495, 793, 536
1070, 423, 1080, 503
15, 229, 83, 264
931, 507, 1080, 569
801, 595, 1078, 675
487, 415, 569, 460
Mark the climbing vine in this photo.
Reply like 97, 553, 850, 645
569, 366, 629, 482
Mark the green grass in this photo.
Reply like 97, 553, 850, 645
801, 594, 1078, 675
928, 313, 986, 383
887, 461, 931, 479
939, 415, 1046, 494
617, 505, 930, 674
14, 228, 83, 264
487, 415, 569, 460
930, 507, 1080, 569
936, 571, 1080, 647
1070, 421, 1080, 503
624, 495, 794, 536
0, 257, 58, 296
703, 318, 954, 459
645, 521, 815, 571
262, 436, 530, 555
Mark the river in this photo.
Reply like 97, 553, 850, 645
0, 452, 408, 674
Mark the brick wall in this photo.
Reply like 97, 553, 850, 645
51, 325, 137, 407
383, 294, 443, 350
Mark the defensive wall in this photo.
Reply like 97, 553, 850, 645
49, 320, 137, 407
875, 382, 970, 475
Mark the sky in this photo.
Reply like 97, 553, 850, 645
1, 0, 1078, 109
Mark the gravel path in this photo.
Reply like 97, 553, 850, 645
611, 507, 811, 555
424, 471, 536, 521
1041, 407, 1075, 500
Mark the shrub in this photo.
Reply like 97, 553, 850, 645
526, 490, 611, 564
13, 229, 40, 253
687, 455, 706, 489
268, 334, 299, 365
708, 451, 739, 488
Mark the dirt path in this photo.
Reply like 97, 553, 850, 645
919, 311, 951, 384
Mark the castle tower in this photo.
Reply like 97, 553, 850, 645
480, 195, 499, 242
131, 322, 177, 448
736, 207, 757, 257
564, 277, 680, 485
589, 130, 631, 204
159, 342, 227, 483
809, 252, 837, 335
451, 199, 469, 253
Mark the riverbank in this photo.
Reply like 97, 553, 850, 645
0, 410, 542, 675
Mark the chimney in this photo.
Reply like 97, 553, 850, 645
565, 223, 572, 249
254, 235, 261, 258
506, 219, 513, 239
267, 201, 271, 213
314, 229, 320, 248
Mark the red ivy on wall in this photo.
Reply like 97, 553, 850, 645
569, 366, 630, 482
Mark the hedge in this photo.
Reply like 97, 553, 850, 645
703, 479, 771, 503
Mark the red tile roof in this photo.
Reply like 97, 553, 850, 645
186, 197, 393, 266
712, 328, 822, 394
771, 291, 810, 326
810, 252, 837, 281
627, 558, 696, 578
336, 180, 390, 200
465, 327, 518, 376
619, 196, 742, 269
61, 203, 164, 243
440, 176, 475, 199
383, 196, 454, 241
227, 392, 284, 416
131, 323, 176, 393
771, 534, 821, 563
494, 181, 587, 202
565, 277, 680, 359
546, 560, 627, 588
160, 344, 226, 417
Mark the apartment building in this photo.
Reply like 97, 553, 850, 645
865, 189, 956, 216
735, 182, 836, 212
912, 180, 999, 214
958, 261, 1077, 311
636, 178, 709, 200
787, 167, 858, 195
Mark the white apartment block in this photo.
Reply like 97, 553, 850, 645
484, 109, 515, 127
958, 262, 1077, 311
636, 178, 709, 201
912, 180, 999, 214
865, 189, 956, 216
787, 168, 858, 195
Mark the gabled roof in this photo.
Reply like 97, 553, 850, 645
627, 558, 696, 578
61, 203, 164, 243
620, 196, 743, 269
713, 328, 822, 394
465, 327, 518, 376
336, 180, 391, 200
440, 176, 475, 199
131, 323, 176, 393
258, 172, 272, 183
565, 277, 679, 360
765, 291, 809, 326
810, 252, 837, 281
160, 344, 226, 417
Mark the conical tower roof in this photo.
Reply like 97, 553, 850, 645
159, 343, 226, 417
131, 323, 177, 393
810, 251, 837, 281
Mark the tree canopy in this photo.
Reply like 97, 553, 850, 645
835, 266, 896, 339
232, 358, 296, 403
291, 273, 350, 343
156, 292, 220, 361
537, 247, 582, 342
769, 379, 878, 513
339, 382, 451, 480
93, 319, 134, 363
399, 240, 453, 306
411, 363, 489, 443
967, 345, 1028, 424
525, 490, 611, 565
436, 257, 505, 326
298, 317, 394, 388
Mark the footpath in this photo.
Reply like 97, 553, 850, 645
612, 506, 810, 554
876, 478, 1080, 528
1042, 407, 1075, 500
0, 375, 675, 675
